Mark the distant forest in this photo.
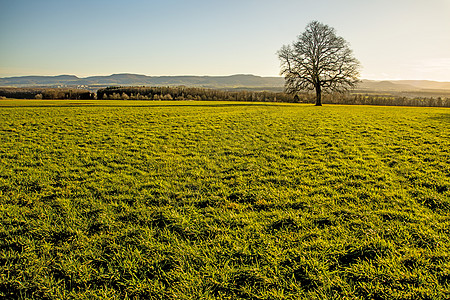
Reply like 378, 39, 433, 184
1, 86, 449, 107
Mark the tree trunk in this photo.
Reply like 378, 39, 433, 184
315, 82, 322, 106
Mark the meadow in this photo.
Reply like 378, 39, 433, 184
0, 100, 449, 299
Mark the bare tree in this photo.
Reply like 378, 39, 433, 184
278, 21, 360, 106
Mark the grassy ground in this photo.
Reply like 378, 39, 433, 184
0, 100, 449, 299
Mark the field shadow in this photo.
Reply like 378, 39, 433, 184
428, 113, 450, 124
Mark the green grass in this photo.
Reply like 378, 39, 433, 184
1, 100, 449, 299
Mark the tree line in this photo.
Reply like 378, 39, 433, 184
0, 86, 449, 107
0, 87, 94, 100
97, 86, 295, 102
97, 86, 450, 107
321, 93, 450, 107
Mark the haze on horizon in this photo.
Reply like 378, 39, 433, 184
1, 0, 449, 82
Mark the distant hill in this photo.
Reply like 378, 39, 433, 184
0, 75, 80, 86
1, 74, 449, 97
0, 74, 285, 90
356, 79, 450, 98
393, 80, 450, 90
357, 80, 419, 91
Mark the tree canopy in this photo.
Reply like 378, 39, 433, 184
278, 21, 360, 106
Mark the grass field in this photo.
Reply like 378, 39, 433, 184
1, 100, 449, 299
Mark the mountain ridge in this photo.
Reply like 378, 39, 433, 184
0, 74, 285, 89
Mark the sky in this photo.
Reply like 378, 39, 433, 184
1, 0, 449, 81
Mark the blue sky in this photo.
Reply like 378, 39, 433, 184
1, 0, 449, 81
